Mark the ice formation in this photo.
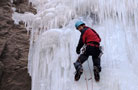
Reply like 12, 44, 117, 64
12, 0, 138, 90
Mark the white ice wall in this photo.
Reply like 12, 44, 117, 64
12, 0, 138, 90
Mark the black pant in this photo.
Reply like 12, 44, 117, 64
77, 45, 101, 71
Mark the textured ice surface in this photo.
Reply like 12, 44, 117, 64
12, 0, 138, 90
29, 20, 138, 90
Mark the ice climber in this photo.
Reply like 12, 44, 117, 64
74, 21, 102, 82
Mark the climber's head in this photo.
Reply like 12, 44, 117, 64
75, 21, 85, 31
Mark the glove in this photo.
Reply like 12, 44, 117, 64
76, 49, 80, 54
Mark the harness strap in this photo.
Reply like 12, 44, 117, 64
87, 41, 100, 47
88, 41, 100, 45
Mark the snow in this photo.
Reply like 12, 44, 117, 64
12, 0, 138, 90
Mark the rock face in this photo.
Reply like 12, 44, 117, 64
0, 62, 4, 82
12, 0, 37, 14
0, 0, 36, 90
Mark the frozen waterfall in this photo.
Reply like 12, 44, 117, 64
12, 0, 138, 90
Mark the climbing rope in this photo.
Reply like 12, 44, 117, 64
87, 59, 93, 90
83, 70, 89, 90
78, 56, 89, 90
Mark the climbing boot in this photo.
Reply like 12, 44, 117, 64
94, 66, 100, 82
74, 62, 83, 81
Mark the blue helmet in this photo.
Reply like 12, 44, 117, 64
75, 21, 85, 29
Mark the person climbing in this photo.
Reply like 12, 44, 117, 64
74, 21, 102, 82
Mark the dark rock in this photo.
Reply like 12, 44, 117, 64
13, 0, 37, 14
0, 67, 31, 90
3, 6, 10, 10
0, 61, 4, 81
0, 0, 35, 90
7, 2, 11, 7
6, 20, 14, 25
13, 0, 25, 5
19, 21, 24, 25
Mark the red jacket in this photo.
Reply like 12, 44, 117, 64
76, 26, 101, 51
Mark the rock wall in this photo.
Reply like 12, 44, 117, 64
0, 0, 36, 90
